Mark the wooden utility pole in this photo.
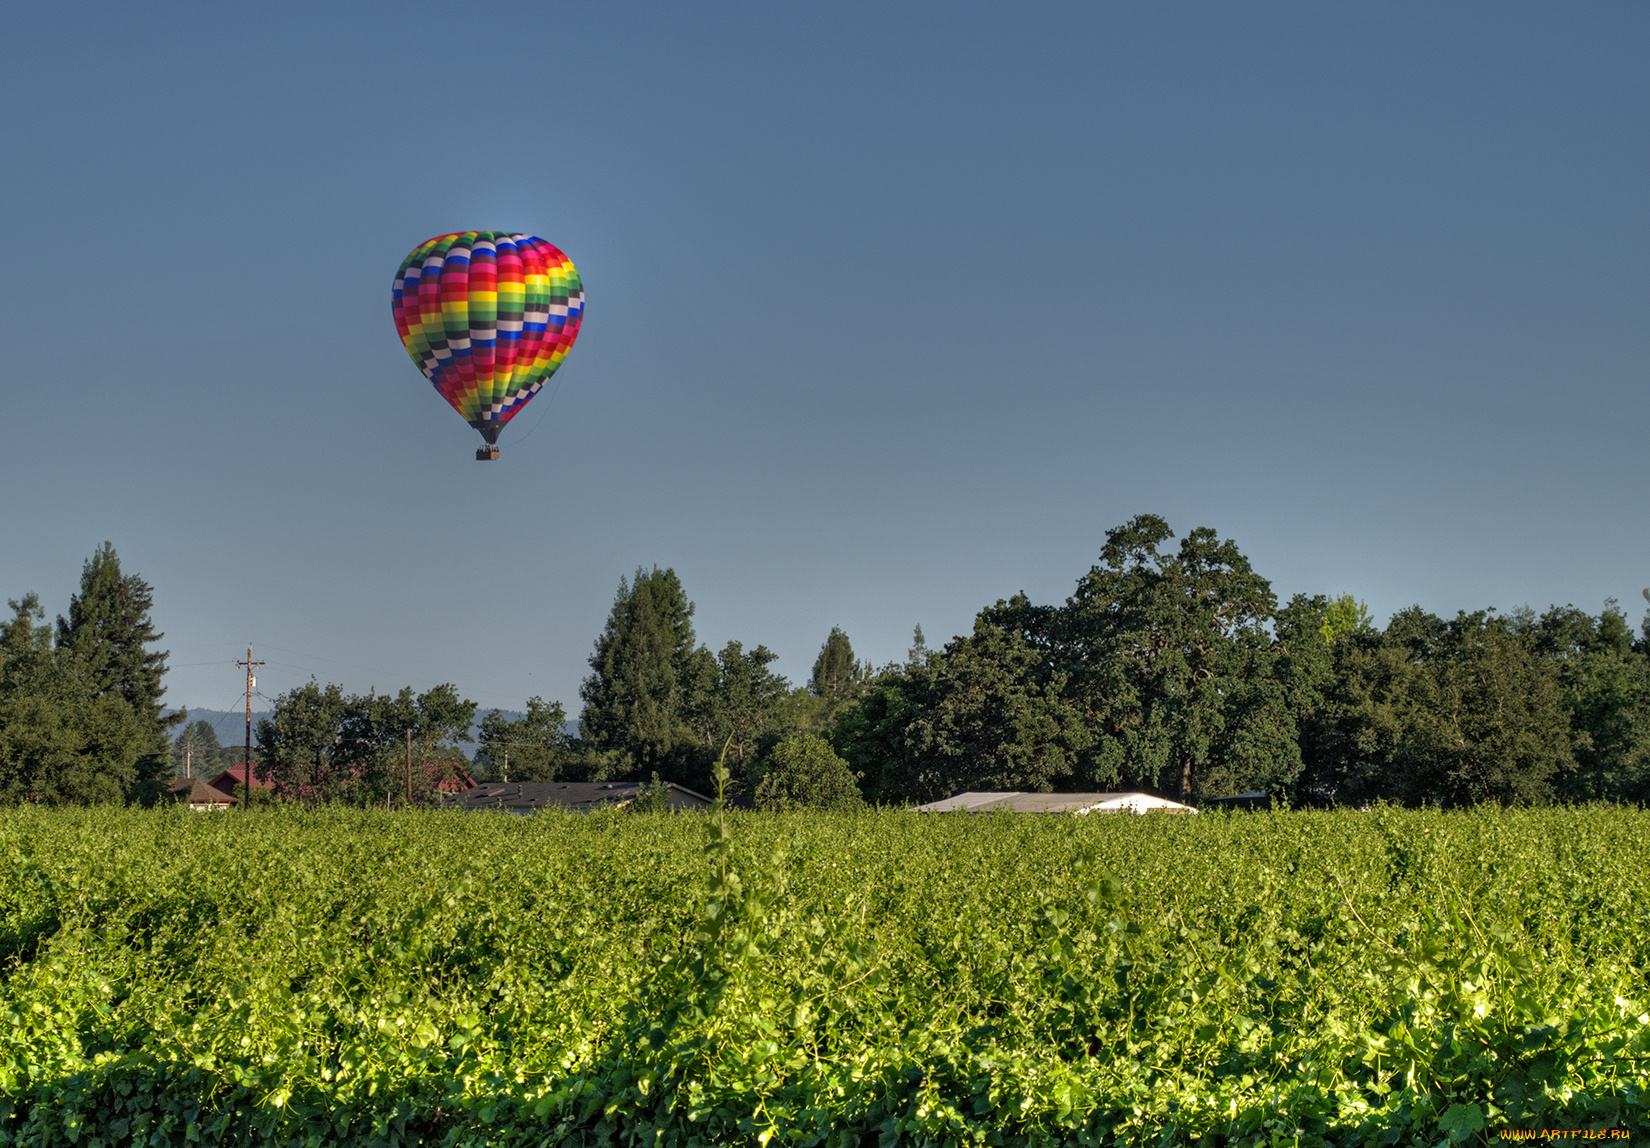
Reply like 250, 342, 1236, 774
237, 646, 263, 811
405, 727, 412, 805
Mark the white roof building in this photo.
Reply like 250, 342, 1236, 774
914, 791, 1198, 815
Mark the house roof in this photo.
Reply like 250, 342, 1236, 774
914, 791, 1199, 815
442, 781, 713, 813
427, 762, 477, 792
207, 760, 475, 799
168, 777, 237, 805
206, 764, 271, 797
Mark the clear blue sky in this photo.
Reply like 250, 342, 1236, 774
2, 1, 1645, 723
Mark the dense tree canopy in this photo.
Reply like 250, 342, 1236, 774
577, 569, 806, 794
1, 591, 151, 805
1526, 602, 1650, 803
753, 734, 863, 811
869, 614, 1092, 803
475, 697, 571, 782
845, 517, 1306, 803
834, 517, 1650, 809
809, 627, 864, 700
685, 641, 791, 788
1054, 515, 1298, 799
255, 682, 478, 803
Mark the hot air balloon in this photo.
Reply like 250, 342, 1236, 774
392, 232, 584, 459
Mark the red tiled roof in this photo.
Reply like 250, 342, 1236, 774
207, 764, 271, 797
427, 762, 476, 792
207, 760, 476, 800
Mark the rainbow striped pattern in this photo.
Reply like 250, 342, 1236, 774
392, 232, 584, 445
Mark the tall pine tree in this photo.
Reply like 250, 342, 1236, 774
579, 567, 701, 775
55, 543, 180, 753
809, 626, 862, 699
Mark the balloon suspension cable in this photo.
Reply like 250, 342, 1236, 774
497, 374, 569, 450
473, 377, 568, 460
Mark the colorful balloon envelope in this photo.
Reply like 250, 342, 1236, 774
392, 232, 584, 456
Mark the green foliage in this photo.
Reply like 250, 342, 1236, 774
569, 547, 1649, 813
1524, 602, 1650, 803
254, 679, 354, 799
0, 689, 146, 806
1413, 612, 1573, 806
0, 550, 176, 807
1295, 625, 1431, 806
808, 625, 865, 703
631, 770, 673, 813
575, 568, 811, 795
579, 567, 704, 775
828, 661, 923, 801
682, 640, 792, 792
893, 611, 1092, 802
780, 626, 869, 741
0, 805, 1646, 1144
1296, 608, 1587, 808
52, 542, 180, 751
907, 622, 930, 668
171, 719, 231, 779
847, 517, 1306, 805
228, 780, 278, 807
255, 681, 478, 804
475, 696, 569, 782
346, 683, 477, 761
0, 595, 52, 681
1318, 593, 1376, 644
753, 734, 863, 810
0, 594, 149, 805
1059, 514, 1298, 800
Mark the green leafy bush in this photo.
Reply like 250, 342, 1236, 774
630, 771, 673, 813
752, 733, 863, 811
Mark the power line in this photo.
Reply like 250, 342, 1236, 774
254, 645, 540, 707
178, 693, 256, 743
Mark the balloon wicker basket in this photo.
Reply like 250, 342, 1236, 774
476, 447, 500, 461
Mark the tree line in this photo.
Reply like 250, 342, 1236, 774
6, 517, 1648, 808
555, 515, 1650, 808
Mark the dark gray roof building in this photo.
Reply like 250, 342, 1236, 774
440, 781, 713, 814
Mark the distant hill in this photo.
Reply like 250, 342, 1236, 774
171, 708, 273, 744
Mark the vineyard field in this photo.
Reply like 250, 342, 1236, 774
1, 803, 1647, 1146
